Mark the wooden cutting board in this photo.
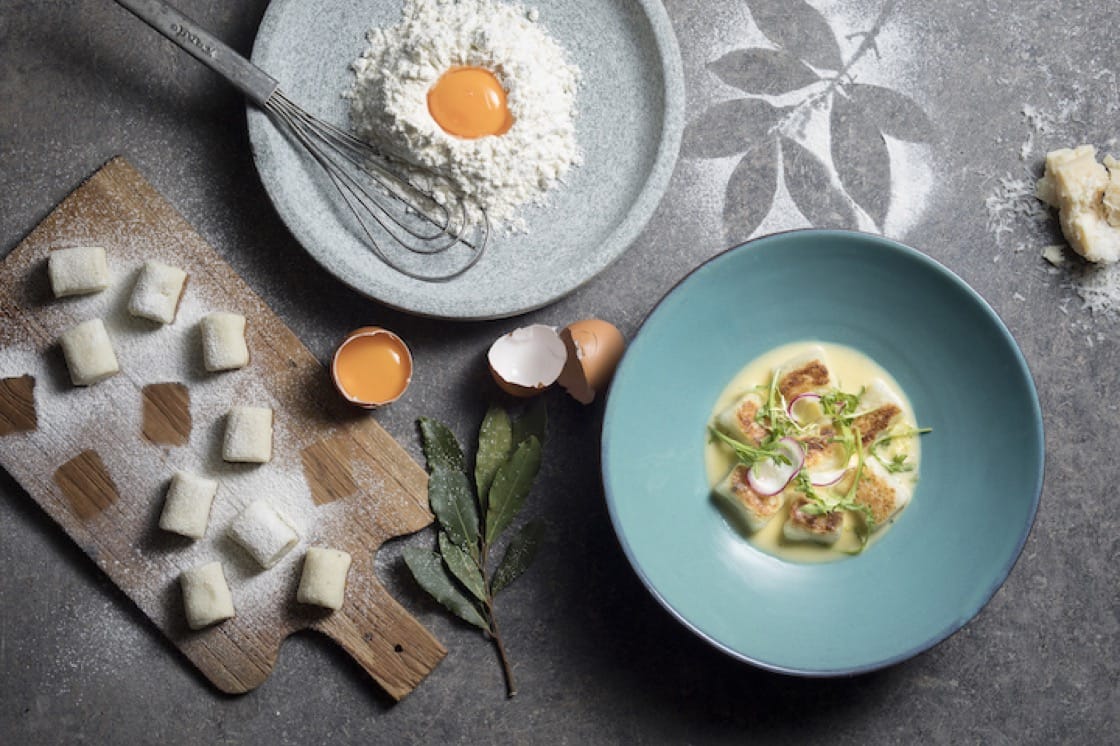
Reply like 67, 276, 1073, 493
0, 158, 445, 699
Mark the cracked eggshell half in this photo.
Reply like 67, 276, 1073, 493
488, 324, 568, 397
556, 319, 626, 404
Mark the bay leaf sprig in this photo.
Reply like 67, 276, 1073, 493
404, 402, 547, 698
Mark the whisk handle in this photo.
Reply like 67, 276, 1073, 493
112, 0, 278, 106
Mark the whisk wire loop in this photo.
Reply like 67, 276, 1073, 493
265, 91, 489, 282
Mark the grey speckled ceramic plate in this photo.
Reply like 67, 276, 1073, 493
247, 0, 684, 320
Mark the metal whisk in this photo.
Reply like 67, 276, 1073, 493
113, 0, 489, 282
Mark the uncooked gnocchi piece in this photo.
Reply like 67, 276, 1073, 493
59, 318, 119, 386
228, 500, 299, 569
200, 312, 249, 371
296, 547, 352, 610
128, 260, 188, 324
180, 561, 235, 630
159, 471, 218, 539
48, 246, 109, 298
222, 406, 273, 463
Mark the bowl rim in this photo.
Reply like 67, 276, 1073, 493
600, 228, 1046, 676
246, 0, 686, 321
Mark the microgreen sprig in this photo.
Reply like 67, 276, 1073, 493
792, 434, 876, 549
870, 426, 932, 473
708, 426, 790, 467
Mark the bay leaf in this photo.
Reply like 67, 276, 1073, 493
491, 520, 545, 595
485, 437, 542, 544
439, 531, 487, 602
403, 546, 488, 629
475, 405, 512, 509
428, 463, 479, 551
418, 416, 465, 472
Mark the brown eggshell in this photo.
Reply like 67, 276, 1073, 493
557, 319, 626, 404
489, 367, 550, 398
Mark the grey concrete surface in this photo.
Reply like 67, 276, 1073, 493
2, 0, 1117, 743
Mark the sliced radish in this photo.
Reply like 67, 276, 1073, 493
787, 392, 823, 425
808, 466, 848, 487
747, 437, 806, 496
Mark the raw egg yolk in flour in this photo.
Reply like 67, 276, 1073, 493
427, 67, 513, 138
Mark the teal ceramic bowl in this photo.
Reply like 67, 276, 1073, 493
602, 230, 1044, 675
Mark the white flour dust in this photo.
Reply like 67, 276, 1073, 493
984, 100, 1120, 320
347, 0, 581, 231
0, 258, 345, 628
984, 172, 1050, 251
679, 0, 937, 241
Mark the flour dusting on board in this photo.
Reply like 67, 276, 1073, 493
0, 161, 445, 697
0, 277, 323, 621
0, 233, 422, 640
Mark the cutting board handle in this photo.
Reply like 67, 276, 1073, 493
318, 577, 446, 701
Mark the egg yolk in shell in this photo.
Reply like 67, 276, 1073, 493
427, 67, 513, 138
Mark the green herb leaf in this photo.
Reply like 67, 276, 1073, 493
511, 399, 547, 448
793, 470, 819, 500
485, 436, 542, 544
475, 406, 513, 508
418, 417, 465, 472
708, 426, 782, 466
438, 531, 487, 602
884, 452, 915, 473
403, 547, 488, 629
764, 371, 789, 438
412, 406, 549, 698
870, 425, 931, 473
821, 390, 861, 423
428, 464, 479, 552
491, 520, 545, 594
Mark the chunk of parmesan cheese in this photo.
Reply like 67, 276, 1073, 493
1036, 145, 1120, 263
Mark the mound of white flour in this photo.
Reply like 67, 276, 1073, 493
347, 0, 582, 231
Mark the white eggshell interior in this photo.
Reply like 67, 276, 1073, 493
488, 324, 567, 387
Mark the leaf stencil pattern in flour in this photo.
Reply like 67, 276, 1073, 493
725, 137, 779, 238
846, 83, 935, 142
831, 93, 892, 229
750, 0, 844, 71
709, 49, 820, 96
685, 0, 934, 237
781, 136, 860, 230
682, 98, 783, 159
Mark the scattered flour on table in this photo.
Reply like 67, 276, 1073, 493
794, 0, 936, 237
677, 0, 937, 241
347, 0, 581, 231
984, 173, 1050, 250
983, 102, 1120, 320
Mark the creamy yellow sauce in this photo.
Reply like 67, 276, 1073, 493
706, 341, 920, 563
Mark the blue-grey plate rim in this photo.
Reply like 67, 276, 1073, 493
247, 0, 685, 320
600, 229, 1045, 676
